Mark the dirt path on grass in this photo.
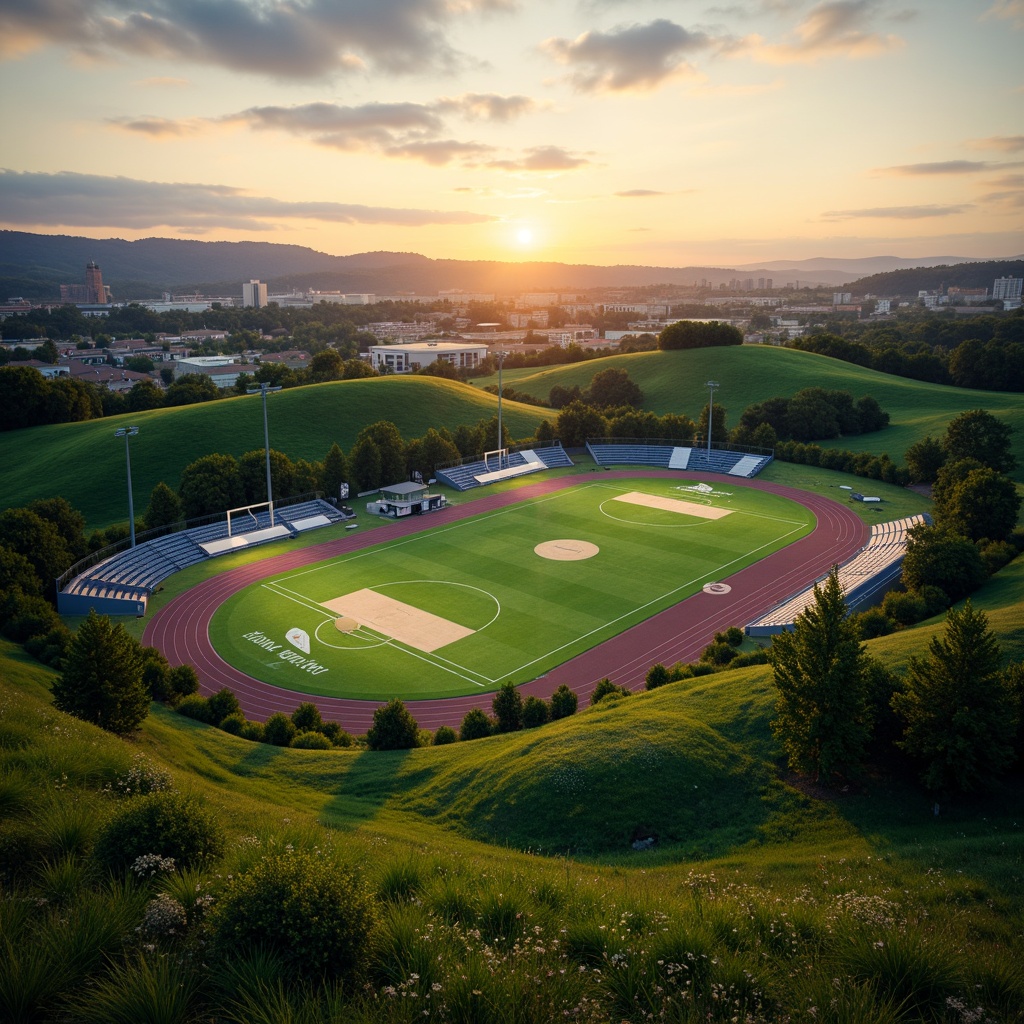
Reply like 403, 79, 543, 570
144, 472, 867, 733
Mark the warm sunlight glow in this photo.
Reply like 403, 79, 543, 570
516, 227, 534, 246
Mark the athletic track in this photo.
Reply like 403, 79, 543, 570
144, 471, 867, 733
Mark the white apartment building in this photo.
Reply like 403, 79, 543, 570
242, 279, 268, 307
369, 341, 488, 374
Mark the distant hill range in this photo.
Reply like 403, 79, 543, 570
1, 230, 1021, 302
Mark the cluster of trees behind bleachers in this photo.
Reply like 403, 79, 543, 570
789, 307, 1024, 391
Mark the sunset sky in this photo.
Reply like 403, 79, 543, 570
1, 0, 1022, 268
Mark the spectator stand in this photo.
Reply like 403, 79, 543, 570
586, 438, 773, 478
435, 441, 574, 492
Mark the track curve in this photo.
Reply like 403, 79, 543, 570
144, 471, 867, 733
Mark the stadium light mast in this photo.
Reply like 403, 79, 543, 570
705, 380, 719, 459
496, 349, 506, 469
247, 382, 282, 526
114, 426, 139, 547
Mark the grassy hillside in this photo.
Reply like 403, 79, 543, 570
483, 346, 1024, 480
0, 376, 550, 529
3, 548, 1024, 1020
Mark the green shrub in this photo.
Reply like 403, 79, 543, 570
208, 851, 377, 984
366, 699, 420, 750
168, 665, 199, 702
291, 702, 323, 732
549, 684, 578, 719
320, 721, 353, 747
206, 688, 241, 725
219, 713, 246, 736
290, 731, 331, 750
239, 720, 265, 742
853, 608, 896, 640
645, 663, 671, 690
22, 625, 72, 667
492, 681, 524, 732
724, 626, 745, 647
459, 708, 492, 741
522, 695, 550, 728
882, 590, 928, 627
729, 648, 770, 668
93, 791, 224, 874
701, 640, 738, 665
433, 724, 457, 745
590, 678, 630, 705
176, 694, 213, 724
263, 712, 296, 747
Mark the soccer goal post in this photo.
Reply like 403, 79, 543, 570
226, 500, 271, 536
483, 448, 507, 472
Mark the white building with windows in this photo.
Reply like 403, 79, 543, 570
242, 279, 268, 307
369, 341, 488, 374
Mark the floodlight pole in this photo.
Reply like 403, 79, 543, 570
114, 426, 139, 547
496, 349, 506, 469
247, 383, 282, 526
705, 381, 719, 458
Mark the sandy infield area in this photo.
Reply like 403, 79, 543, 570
322, 589, 473, 653
613, 490, 733, 520
534, 539, 600, 561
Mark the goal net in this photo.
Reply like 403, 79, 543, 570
483, 448, 508, 472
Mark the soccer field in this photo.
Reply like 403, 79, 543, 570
208, 477, 814, 700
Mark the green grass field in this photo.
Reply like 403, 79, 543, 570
210, 477, 813, 699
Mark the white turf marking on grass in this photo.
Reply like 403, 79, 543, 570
321, 589, 474, 653
613, 491, 733, 519
243, 483, 809, 689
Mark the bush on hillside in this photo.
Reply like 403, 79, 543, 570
590, 678, 630, 705
291, 731, 332, 750
219, 713, 246, 736
209, 851, 377, 985
645, 663, 671, 690
459, 708, 493, 741
433, 724, 457, 745
549, 684, 578, 719
291, 702, 323, 732
207, 688, 241, 725
366, 699, 420, 750
522, 695, 550, 728
177, 694, 214, 724
168, 664, 199, 702
320, 721, 353, 747
263, 712, 297, 747
240, 720, 265, 742
94, 790, 224, 874
492, 681, 524, 733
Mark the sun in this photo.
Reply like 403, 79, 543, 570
516, 227, 534, 246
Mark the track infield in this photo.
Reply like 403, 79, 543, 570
208, 478, 814, 700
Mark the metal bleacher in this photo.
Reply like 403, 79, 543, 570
746, 513, 931, 635
58, 498, 349, 616
586, 441, 772, 478
436, 443, 575, 492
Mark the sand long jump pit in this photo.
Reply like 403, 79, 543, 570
321, 589, 475, 653
613, 491, 733, 520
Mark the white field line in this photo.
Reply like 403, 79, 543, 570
255, 485, 807, 687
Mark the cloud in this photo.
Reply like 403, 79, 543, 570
822, 204, 971, 220
615, 189, 667, 197
0, 169, 494, 230
982, 0, 1024, 29
876, 160, 995, 175
978, 172, 1024, 207
113, 96, 546, 166
540, 19, 720, 92
0, 0, 510, 79
749, 1, 904, 63
484, 146, 593, 171
969, 135, 1024, 152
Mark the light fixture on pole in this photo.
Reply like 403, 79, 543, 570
496, 349, 506, 469
704, 381, 719, 459
247, 383, 282, 526
113, 426, 139, 547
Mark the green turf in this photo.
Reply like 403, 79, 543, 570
210, 477, 813, 699
478, 346, 1024, 481
0, 376, 550, 529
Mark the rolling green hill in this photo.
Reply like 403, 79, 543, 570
483, 346, 1024, 479
0, 376, 549, 529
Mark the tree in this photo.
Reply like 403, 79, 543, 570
0, 507, 73, 594
942, 409, 1016, 473
144, 482, 182, 531
165, 373, 219, 406
51, 610, 149, 735
492, 681, 523, 732
263, 712, 297, 746
555, 401, 607, 447
309, 347, 344, 382
658, 321, 743, 349
350, 436, 383, 493
0, 544, 43, 598
343, 357, 377, 379
239, 448, 295, 505
178, 453, 244, 520
28, 496, 88, 560
904, 435, 946, 484
356, 421, 407, 485
292, 701, 324, 732
892, 601, 1017, 794
695, 403, 729, 446
415, 427, 460, 479
366, 699, 420, 750
935, 464, 1021, 543
549, 684, 578, 719
590, 677, 630, 704
124, 379, 165, 412
322, 442, 349, 500
769, 566, 872, 781
522, 695, 550, 728
459, 707, 493, 741
901, 523, 988, 602
587, 368, 644, 409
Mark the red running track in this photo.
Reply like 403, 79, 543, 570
144, 471, 867, 733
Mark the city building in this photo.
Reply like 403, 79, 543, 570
60, 261, 111, 304
993, 276, 1023, 309
369, 341, 488, 374
242, 279, 268, 307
